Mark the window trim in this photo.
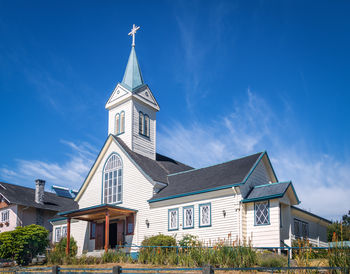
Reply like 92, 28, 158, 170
55, 227, 61, 243
115, 111, 125, 136
139, 111, 150, 138
168, 208, 179, 231
254, 200, 270, 226
199, 203, 212, 228
101, 152, 123, 205
1, 210, 9, 222
183, 205, 194, 229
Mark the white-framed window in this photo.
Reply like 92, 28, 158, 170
199, 203, 211, 227
103, 154, 123, 204
115, 111, 125, 135
55, 227, 61, 242
168, 208, 179, 231
183, 206, 194, 229
1, 210, 9, 222
139, 111, 150, 137
62, 226, 67, 238
255, 201, 270, 225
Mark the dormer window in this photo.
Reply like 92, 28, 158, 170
139, 111, 150, 137
115, 111, 125, 135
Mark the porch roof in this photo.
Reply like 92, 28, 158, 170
58, 204, 137, 221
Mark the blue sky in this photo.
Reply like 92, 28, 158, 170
0, 0, 349, 220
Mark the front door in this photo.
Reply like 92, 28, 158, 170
95, 222, 104, 250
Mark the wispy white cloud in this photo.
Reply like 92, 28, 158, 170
158, 89, 350, 221
0, 141, 97, 190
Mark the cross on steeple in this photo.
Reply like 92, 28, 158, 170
128, 24, 140, 47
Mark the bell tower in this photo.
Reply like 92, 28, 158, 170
105, 25, 160, 160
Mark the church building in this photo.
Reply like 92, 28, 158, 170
51, 25, 331, 256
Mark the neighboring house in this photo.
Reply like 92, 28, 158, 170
0, 180, 78, 239
52, 27, 331, 255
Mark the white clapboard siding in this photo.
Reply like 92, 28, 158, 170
108, 100, 133, 148
132, 100, 156, 160
148, 191, 241, 245
76, 140, 154, 254
245, 199, 280, 247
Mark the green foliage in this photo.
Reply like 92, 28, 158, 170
327, 222, 350, 242
178, 234, 200, 248
138, 235, 257, 267
141, 234, 177, 248
0, 224, 49, 266
258, 253, 287, 268
327, 229, 350, 269
47, 237, 77, 265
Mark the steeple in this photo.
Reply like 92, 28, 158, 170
121, 47, 144, 91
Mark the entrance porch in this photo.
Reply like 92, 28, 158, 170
58, 204, 137, 255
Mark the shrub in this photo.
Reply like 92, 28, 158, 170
47, 237, 78, 265
178, 234, 200, 248
259, 253, 287, 268
142, 234, 176, 247
0, 224, 49, 266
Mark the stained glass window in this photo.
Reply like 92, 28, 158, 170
103, 154, 122, 204
199, 204, 211, 227
168, 208, 178, 230
183, 206, 194, 229
255, 201, 269, 225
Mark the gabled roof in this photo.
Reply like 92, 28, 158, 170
114, 136, 193, 183
121, 47, 144, 91
149, 152, 263, 202
0, 181, 78, 212
242, 181, 300, 203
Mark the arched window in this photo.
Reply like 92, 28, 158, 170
120, 111, 125, 133
139, 111, 144, 135
103, 154, 122, 204
144, 114, 150, 137
115, 113, 120, 134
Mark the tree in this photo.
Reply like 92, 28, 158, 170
327, 210, 350, 242
0, 224, 49, 265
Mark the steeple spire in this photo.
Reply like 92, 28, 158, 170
122, 24, 144, 91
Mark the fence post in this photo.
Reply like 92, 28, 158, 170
112, 265, 122, 274
52, 265, 59, 274
287, 247, 290, 268
202, 264, 214, 274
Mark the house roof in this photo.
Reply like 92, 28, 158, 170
0, 181, 78, 212
242, 181, 300, 203
114, 136, 193, 183
149, 152, 263, 202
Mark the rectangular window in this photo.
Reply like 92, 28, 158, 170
55, 227, 61, 242
62, 226, 67, 238
294, 219, 309, 239
126, 215, 134, 235
199, 203, 211, 227
90, 222, 96, 239
183, 206, 194, 229
168, 208, 179, 231
1, 210, 9, 222
255, 201, 270, 225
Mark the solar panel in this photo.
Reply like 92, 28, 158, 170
52, 186, 73, 198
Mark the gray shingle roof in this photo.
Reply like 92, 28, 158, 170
242, 181, 291, 202
0, 181, 78, 212
114, 136, 193, 183
150, 152, 263, 201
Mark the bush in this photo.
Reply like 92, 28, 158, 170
141, 234, 176, 247
259, 253, 287, 268
178, 234, 200, 248
0, 224, 49, 266
47, 237, 78, 265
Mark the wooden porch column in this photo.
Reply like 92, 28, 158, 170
65, 218, 71, 256
105, 210, 109, 252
